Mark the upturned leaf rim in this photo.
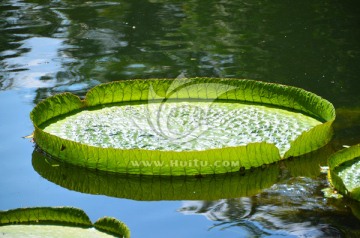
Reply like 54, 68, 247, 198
0, 206, 130, 238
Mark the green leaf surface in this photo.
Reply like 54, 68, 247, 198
43, 101, 321, 156
0, 207, 130, 238
328, 144, 360, 201
30, 78, 335, 175
0, 207, 91, 226
95, 217, 130, 238
0, 225, 118, 238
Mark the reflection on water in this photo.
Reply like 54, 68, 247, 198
1, 0, 360, 106
32, 148, 280, 200
2, 37, 66, 89
32, 142, 360, 235
178, 177, 360, 237
176, 145, 360, 236
2, 0, 360, 237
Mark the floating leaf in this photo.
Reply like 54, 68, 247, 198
95, 217, 130, 238
30, 78, 335, 175
328, 144, 360, 201
0, 207, 91, 226
0, 207, 130, 238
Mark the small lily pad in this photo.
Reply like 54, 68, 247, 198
0, 207, 130, 238
328, 144, 360, 201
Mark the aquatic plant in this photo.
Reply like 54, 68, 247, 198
30, 78, 335, 175
0, 207, 130, 237
328, 144, 360, 201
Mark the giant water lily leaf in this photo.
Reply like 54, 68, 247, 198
32, 149, 280, 200
0, 207, 130, 238
30, 78, 335, 175
328, 144, 360, 201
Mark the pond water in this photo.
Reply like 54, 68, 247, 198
1, 0, 360, 237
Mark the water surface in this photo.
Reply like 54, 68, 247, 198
1, 0, 360, 237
